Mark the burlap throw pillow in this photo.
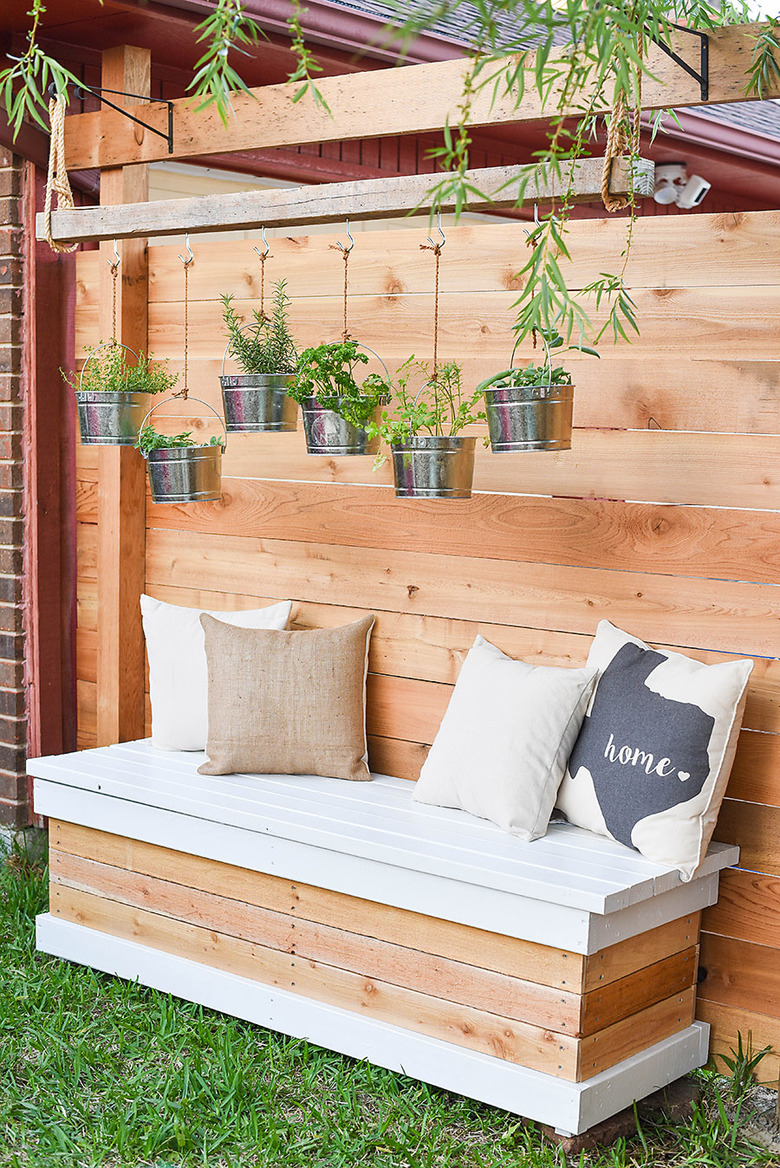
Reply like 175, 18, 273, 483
198, 614, 375, 780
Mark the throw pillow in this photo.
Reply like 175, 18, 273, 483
556, 620, 753, 880
198, 613, 375, 781
413, 636, 597, 840
141, 594, 293, 751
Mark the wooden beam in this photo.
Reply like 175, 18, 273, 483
95, 46, 149, 748
60, 23, 775, 171
37, 157, 653, 244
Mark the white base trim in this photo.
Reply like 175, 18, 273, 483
36, 914, 710, 1136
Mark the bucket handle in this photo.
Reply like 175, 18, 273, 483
139, 393, 227, 457
408, 379, 438, 441
221, 320, 273, 378
78, 341, 140, 392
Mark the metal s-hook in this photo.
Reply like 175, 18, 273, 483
253, 226, 270, 261
178, 232, 194, 268
332, 219, 354, 256
425, 211, 446, 253
107, 239, 120, 273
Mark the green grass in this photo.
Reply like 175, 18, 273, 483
0, 841, 774, 1168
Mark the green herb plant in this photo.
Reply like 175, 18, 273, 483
61, 342, 179, 396
135, 425, 223, 455
221, 280, 298, 375
289, 340, 391, 428
368, 357, 485, 452
477, 326, 599, 396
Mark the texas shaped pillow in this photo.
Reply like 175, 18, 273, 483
556, 621, 752, 881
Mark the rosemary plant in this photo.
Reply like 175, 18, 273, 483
221, 281, 298, 376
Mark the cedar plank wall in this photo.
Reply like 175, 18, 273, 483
73, 211, 780, 1080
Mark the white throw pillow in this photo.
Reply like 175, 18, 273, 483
141, 594, 293, 751
413, 636, 597, 840
556, 621, 753, 880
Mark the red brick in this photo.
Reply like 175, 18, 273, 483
0, 198, 21, 227
0, 288, 21, 316
0, 547, 22, 574
0, 149, 17, 169
0, 490, 23, 519
0, 464, 23, 490
0, 518, 22, 547
0, 170, 20, 199
0, 433, 22, 461
0, 258, 22, 285
0, 574, 23, 604
0, 632, 23, 660
0, 689, 24, 716
0, 605, 23, 633
0, 346, 22, 374
0, 374, 22, 402
0, 316, 21, 346
0, 228, 23, 258
0, 796, 30, 828
0, 768, 26, 800
0, 660, 24, 688
0, 714, 26, 746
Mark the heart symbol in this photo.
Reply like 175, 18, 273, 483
678, 770, 691, 782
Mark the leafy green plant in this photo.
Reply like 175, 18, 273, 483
289, 340, 390, 428
135, 425, 223, 455
717, 1031, 772, 1101
477, 327, 598, 395
369, 358, 484, 448
61, 343, 179, 396
221, 280, 298, 375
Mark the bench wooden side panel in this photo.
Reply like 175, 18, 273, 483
49, 821, 699, 1083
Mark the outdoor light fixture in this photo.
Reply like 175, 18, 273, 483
653, 162, 711, 209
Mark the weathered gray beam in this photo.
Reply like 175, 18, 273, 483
37, 157, 653, 244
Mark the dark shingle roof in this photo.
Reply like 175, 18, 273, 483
327, 0, 570, 50
695, 100, 780, 140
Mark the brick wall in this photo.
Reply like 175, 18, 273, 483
0, 148, 27, 828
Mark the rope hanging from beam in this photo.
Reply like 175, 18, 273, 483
43, 95, 78, 254
601, 37, 644, 214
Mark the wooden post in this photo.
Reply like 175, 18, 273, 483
96, 46, 149, 746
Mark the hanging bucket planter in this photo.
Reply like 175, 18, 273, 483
219, 322, 298, 433
295, 343, 391, 456
73, 343, 147, 446
139, 397, 226, 504
480, 331, 575, 453
483, 380, 574, 452
391, 435, 477, 499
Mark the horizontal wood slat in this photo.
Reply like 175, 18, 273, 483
61, 24, 774, 170
135, 527, 780, 659
698, 932, 780, 1021
49, 821, 583, 986
74, 578, 780, 737
53, 883, 583, 1078
697, 1000, 780, 1084
41, 158, 652, 244
702, 869, 780, 950
714, 801, 780, 879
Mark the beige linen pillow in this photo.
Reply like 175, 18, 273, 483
198, 614, 375, 780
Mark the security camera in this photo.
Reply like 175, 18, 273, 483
653, 162, 710, 209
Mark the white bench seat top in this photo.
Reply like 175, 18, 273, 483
31, 739, 738, 922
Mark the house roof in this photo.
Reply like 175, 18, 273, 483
698, 99, 780, 140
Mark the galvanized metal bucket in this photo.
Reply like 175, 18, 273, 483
219, 327, 297, 432
140, 396, 226, 505
219, 373, 297, 433
298, 343, 390, 455
75, 342, 145, 445
391, 436, 476, 499
484, 381, 574, 452
301, 395, 389, 456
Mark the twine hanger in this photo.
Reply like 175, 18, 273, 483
177, 234, 194, 400
108, 240, 120, 345
420, 212, 446, 379
329, 220, 354, 341
252, 227, 270, 323
43, 93, 77, 254
601, 33, 644, 214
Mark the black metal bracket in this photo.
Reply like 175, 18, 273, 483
55, 83, 174, 153
649, 22, 709, 102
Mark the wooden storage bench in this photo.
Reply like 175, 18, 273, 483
30, 739, 738, 1137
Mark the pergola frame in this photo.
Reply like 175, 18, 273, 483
38, 21, 779, 748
